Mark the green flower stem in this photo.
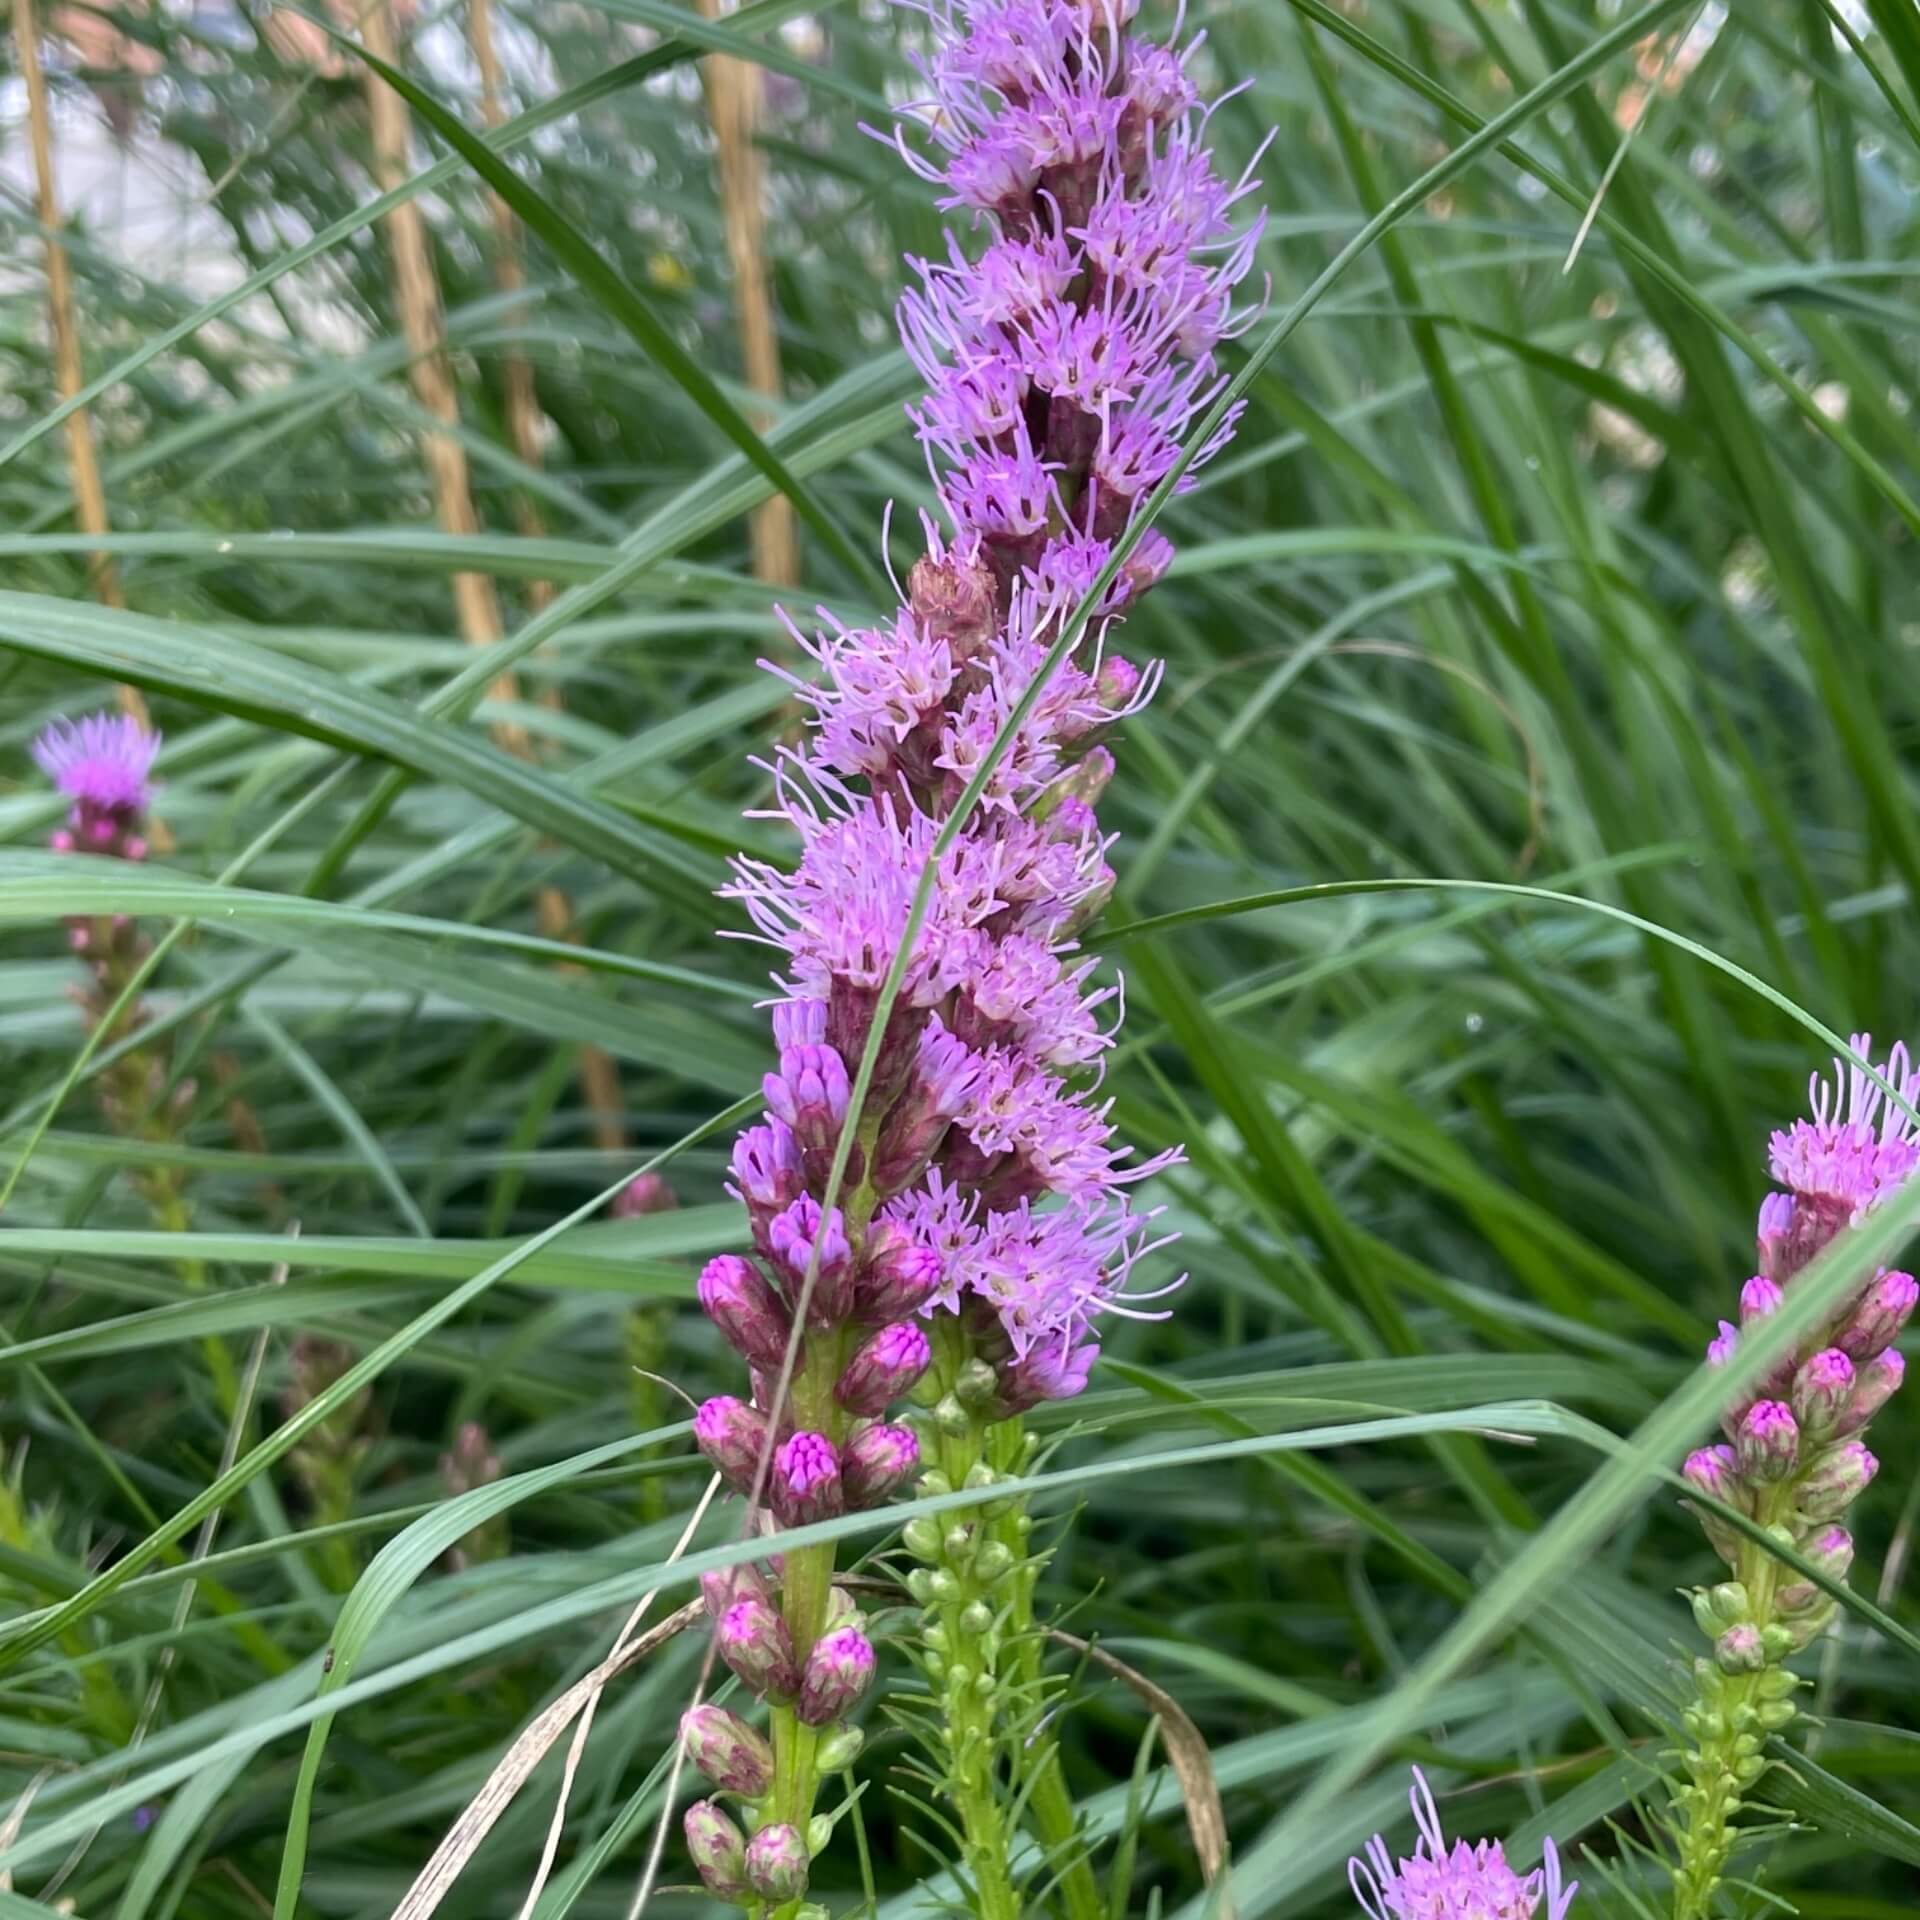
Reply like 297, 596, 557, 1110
925, 1398, 1022, 1920
761, 1306, 860, 1920
1673, 1481, 1806, 1920
990, 1430, 1102, 1920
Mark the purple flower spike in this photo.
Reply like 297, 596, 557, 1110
34, 714, 160, 820
744, 1823, 810, 1902
1350, 1768, 1577, 1920
717, 1593, 802, 1700
767, 1196, 857, 1324
683, 1801, 749, 1901
698, 1255, 795, 1373
1735, 1401, 1800, 1482
693, 1396, 770, 1495
680, 1705, 773, 1797
771, 1431, 843, 1527
835, 1321, 933, 1416
797, 1624, 877, 1727
841, 1422, 920, 1506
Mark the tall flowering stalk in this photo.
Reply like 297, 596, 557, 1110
1671, 1036, 1917, 1918
33, 713, 239, 1406
679, 1, 1264, 1911
1350, 1770, 1577, 1920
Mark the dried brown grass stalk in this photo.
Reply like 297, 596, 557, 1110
463, 0, 627, 1150
356, 0, 523, 738
15, 0, 150, 733
698, 0, 797, 588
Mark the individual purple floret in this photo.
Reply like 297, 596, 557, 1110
1350, 1769, 1576, 1919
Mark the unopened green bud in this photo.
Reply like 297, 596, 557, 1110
927, 1568, 961, 1602
943, 1524, 974, 1563
1757, 1699, 1798, 1730
960, 1600, 994, 1636
903, 1518, 943, 1562
906, 1568, 936, 1604
816, 1726, 865, 1772
1715, 1624, 1766, 1673
973, 1540, 1015, 1582
954, 1360, 999, 1408
918, 1469, 952, 1497
806, 1815, 834, 1855
933, 1394, 972, 1437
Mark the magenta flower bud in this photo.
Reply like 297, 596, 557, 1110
717, 1594, 801, 1699
1838, 1347, 1905, 1435
1715, 1622, 1766, 1674
701, 1558, 775, 1623
797, 1624, 877, 1727
1094, 653, 1142, 712
841, 1422, 920, 1506
1804, 1524, 1856, 1581
1740, 1275, 1783, 1324
1735, 1400, 1800, 1482
771, 998, 829, 1050
744, 1823, 810, 1902
1683, 1444, 1743, 1507
694, 1396, 771, 1495
1791, 1349, 1856, 1433
765, 1043, 851, 1154
767, 1196, 856, 1324
698, 1255, 795, 1373
771, 1431, 843, 1527
1797, 1439, 1878, 1521
856, 1225, 943, 1319
871, 1024, 982, 1194
1756, 1192, 1796, 1280
610, 1171, 677, 1217
997, 1335, 1100, 1414
729, 1121, 805, 1223
908, 542, 998, 654
683, 1801, 749, 1900
1706, 1320, 1739, 1368
680, 1705, 773, 1797
1837, 1268, 1919, 1358
835, 1321, 932, 1416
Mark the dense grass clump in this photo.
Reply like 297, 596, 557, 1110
2, 0, 1920, 1915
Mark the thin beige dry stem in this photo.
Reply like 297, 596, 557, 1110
15, 0, 154, 748
698, 0, 797, 589
387, 1598, 706, 1920
510, 1472, 723, 1920
356, 0, 522, 738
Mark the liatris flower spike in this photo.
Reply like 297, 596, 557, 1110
684, 0, 1266, 1905
32, 711, 193, 1154
1350, 1769, 1577, 1919
33, 712, 160, 861
1673, 1035, 1917, 1918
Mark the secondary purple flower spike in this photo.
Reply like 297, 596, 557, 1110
1350, 1769, 1576, 1920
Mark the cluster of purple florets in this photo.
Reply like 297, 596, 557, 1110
1685, 1035, 1918, 1606
1351, 1770, 1577, 1920
678, 0, 1266, 1901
